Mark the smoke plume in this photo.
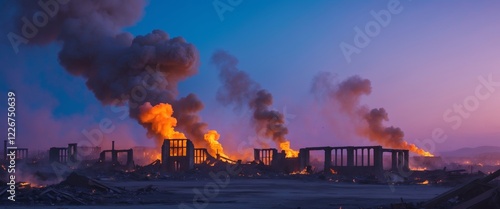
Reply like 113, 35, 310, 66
311, 72, 433, 156
211, 50, 298, 157
10, 0, 210, 148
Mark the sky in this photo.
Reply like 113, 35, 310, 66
0, 0, 499, 157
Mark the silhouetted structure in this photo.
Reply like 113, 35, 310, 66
254, 146, 410, 175
98, 141, 134, 168
3, 140, 29, 160
161, 139, 194, 172
49, 143, 78, 163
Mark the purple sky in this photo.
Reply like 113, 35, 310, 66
1, 0, 499, 157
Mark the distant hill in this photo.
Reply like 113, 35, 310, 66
439, 146, 500, 158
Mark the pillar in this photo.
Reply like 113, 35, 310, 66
161, 140, 169, 171
334, 149, 338, 166
324, 148, 332, 172
398, 151, 404, 170
361, 148, 364, 166
367, 148, 371, 166
299, 148, 309, 169
254, 149, 261, 162
111, 141, 117, 163
403, 150, 410, 171
391, 151, 398, 171
373, 146, 383, 171
127, 149, 134, 167
347, 147, 354, 166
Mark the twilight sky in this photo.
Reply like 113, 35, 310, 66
1, 0, 499, 157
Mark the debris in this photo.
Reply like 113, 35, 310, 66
422, 169, 500, 209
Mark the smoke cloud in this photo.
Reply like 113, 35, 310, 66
211, 50, 295, 155
311, 72, 432, 156
10, 0, 210, 148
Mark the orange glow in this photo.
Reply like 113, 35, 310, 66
154, 153, 161, 160
290, 167, 309, 175
329, 168, 338, 174
418, 180, 429, 185
139, 103, 230, 161
410, 166, 427, 171
204, 130, 230, 159
410, 167, 427, 171
139, 103, 186, 139
279, 141, 299, 158
404, 142, 434, 157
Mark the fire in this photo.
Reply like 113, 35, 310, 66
290, 167, 309, 175
329, 168, 338, 174
154, 153, 161, 160
411, 166, 427, 171
418, 180, 429, 185
203, 130, 229, 159
139, 103, 186, 139
404, 142, 434, 157
140, 102, 230, 161
279, 141, 299, 158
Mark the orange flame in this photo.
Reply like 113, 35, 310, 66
279, 141, 299, 158
410, 166, 427, 171
204, 130, 230, 159
404, 142, 434, 157
139, 103, 186, 140
418, 180, 429, 185
140, 102, 230, 161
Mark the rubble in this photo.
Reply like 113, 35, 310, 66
421, 169, 500, 209
367, 169, 500, 209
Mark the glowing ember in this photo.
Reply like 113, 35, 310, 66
329, 168, 338, 174
279, 141, 299, 158
411, 167, 428, 171
19, 182, 30, 186
418, 180, 429, 185
290, 167, 309, 175
203, 130, 230, 159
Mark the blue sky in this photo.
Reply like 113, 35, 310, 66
1, 0, 499, 155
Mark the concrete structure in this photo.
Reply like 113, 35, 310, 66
98, 141, 134, 168
253, 146, 410, 175
254, 148, 278, 166
161, 139, 194, 172
49, 143, 81, 164
49, 147, 68, 163
253, 149, 300, 172
4, 140, 28, 160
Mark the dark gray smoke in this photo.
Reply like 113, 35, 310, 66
9, 0, 209, 147
362, 108, 407, 148
211, 50, 290, 148
311, 72, 371, 113
311, 72, 424, 153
